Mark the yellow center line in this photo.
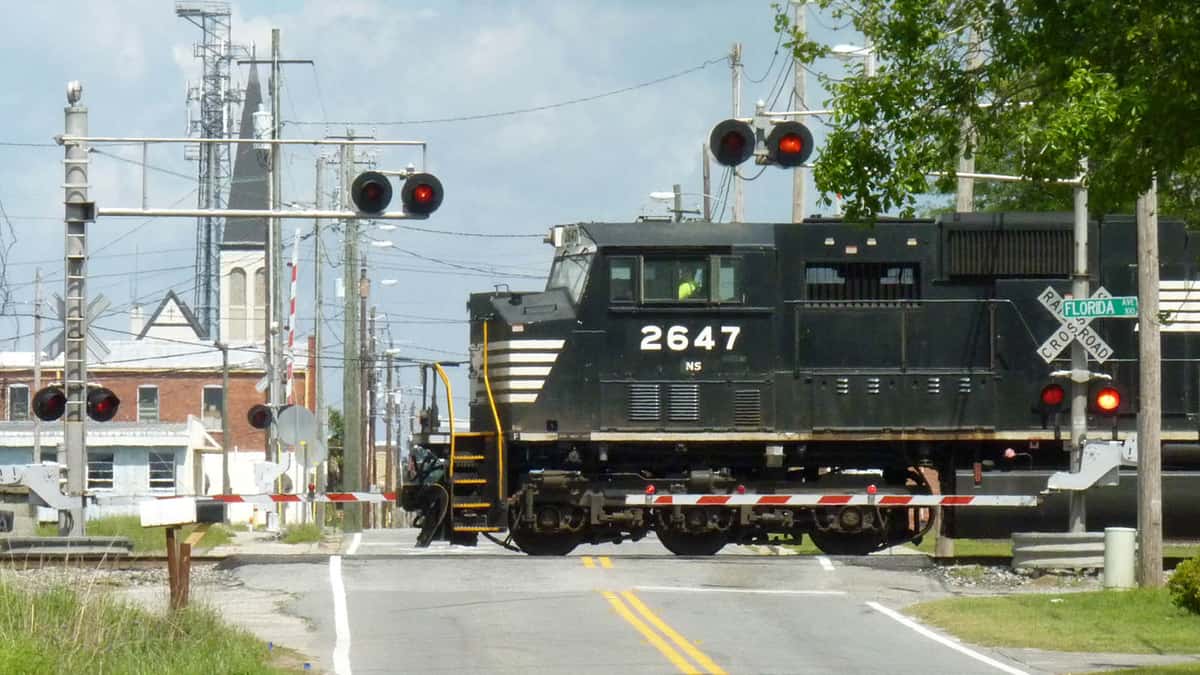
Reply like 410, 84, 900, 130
599, 556, 613, 568
620, 590, 728, 675
582, 556, 595, 568
602, 591, 700, 675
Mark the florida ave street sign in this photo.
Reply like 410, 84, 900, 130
1037, 286, 1114, 364
1061, 295, 1139, 319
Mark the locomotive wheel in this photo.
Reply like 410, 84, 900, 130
808, 529, 885, 556
510, 527, 581, 556
657, 529, 728, 556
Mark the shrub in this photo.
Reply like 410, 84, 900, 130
1168, 555, 1200, 615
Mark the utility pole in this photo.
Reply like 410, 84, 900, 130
269, 29, 283, 465
366, 306, 378, 527
701, 144, 712, 222
1069, 158, 1089, 533
238, 30, 313, 467
217, 341, 231, 494
341, 138, 363, 533
1137, 178, 1163, 586
385, 351, 394, 527
314, 155, 326, 527
791, 0, 806, 223
32, 269, 42, 464
731, 42, 744, 223
360, 271, 371, 527
61, 82, 88, 536
956, 28, 982, 212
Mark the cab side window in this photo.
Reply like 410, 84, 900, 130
609, 256, 635, 303
644, 258, 708, 302
714, 256, 742, 303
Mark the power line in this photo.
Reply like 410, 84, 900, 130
284, 56, 730, 127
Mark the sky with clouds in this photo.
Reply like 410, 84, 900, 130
0, 1, 868, 409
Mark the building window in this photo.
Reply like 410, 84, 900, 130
7, 384, 29, 421
148, 451, 175, 490
87, 452, 114, 490
137, 386, 159, 423
229, 267, 247, 341
253, 268, 266, 341
202, 385, 223, 428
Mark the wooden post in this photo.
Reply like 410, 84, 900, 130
166, 526, 181, 610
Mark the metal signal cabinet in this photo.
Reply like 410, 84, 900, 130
405, 213, 1200, 555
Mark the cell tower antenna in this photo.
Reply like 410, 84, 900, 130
176, 1, 248, 338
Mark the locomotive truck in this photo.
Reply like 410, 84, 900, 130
401, 212, 1200, 555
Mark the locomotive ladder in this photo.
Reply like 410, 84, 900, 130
434, 324, 506, 535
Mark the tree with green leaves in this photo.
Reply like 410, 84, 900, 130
778, 0, 1200, 222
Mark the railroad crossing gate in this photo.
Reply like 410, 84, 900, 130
1037, 286, 1117, 364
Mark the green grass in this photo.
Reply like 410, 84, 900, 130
0, 582, 299, 674
909, 588, 1200, 654
280, 522, 324, 545
35, 516, 233, 554
915, 536, 1013, 557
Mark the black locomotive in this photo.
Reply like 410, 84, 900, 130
402, 212, 1200, 555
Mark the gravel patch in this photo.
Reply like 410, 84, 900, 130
928, 564, 1105, 594
0, 562, 237, 593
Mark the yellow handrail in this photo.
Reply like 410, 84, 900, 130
483, 321, 505, 497
433, 362, 456, 478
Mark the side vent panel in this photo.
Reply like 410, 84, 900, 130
734, 389, 762, 427
946, 229, 1071, 277
668, 384, 700, 422
628, 384, 661, 422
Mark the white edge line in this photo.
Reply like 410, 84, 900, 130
330, 555, 353, 675
346, 532, 362, 556
817, 555, 835, 572
866, 601, 1029, 675
635, 585, 846, 596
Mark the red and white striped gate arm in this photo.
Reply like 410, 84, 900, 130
623, 493, 1040, 508
285, 228, 300, 405
209, 491, 398, 506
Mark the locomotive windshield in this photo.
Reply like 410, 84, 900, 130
545, 227, 597, 304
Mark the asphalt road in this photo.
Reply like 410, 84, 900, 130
231, 530, 1045, 675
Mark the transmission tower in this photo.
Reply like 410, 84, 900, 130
176, 1, 246, 338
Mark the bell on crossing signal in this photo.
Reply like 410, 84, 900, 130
766, 121, 814, 167
351, 171, 393, 215
247, 403, 273, 430
708, 119, 756, 167
401, 173, 444, 216
32, 386, 67, 422
86, 387, 120, 422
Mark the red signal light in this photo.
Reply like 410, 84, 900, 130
351, 171, 393, 215
246, 403, 273, 430
1040, 384, 1065, 409
86, 387, 120, 422
1096, 387, 1120, 415
778, 134, 804, 155
708, 119, 756, 167
32, 386, 67, 422
766, 121, 814, 167
401, 173, 444, 216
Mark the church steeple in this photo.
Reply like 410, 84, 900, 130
219, 66, 268, 344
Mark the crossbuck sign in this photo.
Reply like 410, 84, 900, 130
1037, 286, 1114, 364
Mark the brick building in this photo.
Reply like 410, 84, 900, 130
0, 290, 312, 519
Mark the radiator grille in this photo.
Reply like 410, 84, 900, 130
734, 389, 762, 427
628, 384, 661, 422
668, 384, 700, 422
947, 229, 1071, 277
